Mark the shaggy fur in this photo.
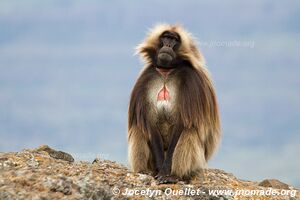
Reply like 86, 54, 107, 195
128, 24, 221, 179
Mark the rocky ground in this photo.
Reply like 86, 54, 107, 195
0, 146, 298, 200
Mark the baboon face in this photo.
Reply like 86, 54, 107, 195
156, 31, 180, 68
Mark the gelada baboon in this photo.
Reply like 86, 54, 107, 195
128, 24, 221, 183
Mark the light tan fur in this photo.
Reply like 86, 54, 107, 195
128, 126, 152, 172
171, 128, 206, 178
128, 24, 221, 178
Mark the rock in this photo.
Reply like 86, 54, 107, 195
138, 173, 153, 185
43, 176, 73, 195
36, 145, 74, 162
0, 146, 299, 200
258, 179, 290, 189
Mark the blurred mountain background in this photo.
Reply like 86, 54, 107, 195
0, 0, 299, 187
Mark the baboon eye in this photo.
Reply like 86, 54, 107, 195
159, 41, 163, 48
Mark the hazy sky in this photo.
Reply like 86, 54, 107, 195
0, 0, 299, 187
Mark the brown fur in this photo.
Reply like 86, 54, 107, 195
128, 24, 221, 179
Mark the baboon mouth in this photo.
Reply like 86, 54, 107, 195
157, 53, 173, 67
158, 53, 173, 61
159, 51, 172, 56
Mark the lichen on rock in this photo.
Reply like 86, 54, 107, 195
36, 145, 74, 162
0, 146, 298, 200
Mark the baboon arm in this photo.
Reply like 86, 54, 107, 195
158, 124, 184, 175
149, 126, 164, 173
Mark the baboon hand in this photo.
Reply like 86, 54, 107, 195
156, 174, 179, 184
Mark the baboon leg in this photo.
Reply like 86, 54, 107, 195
155, 124, 183, 184
171, 129, 206, 179
128, 128, 151, 173
156, 124, 183, 178
148, 126, 164, 174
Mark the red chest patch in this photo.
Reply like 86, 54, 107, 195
157, 86, 170, 101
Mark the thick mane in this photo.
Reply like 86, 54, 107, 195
129, 24, 221, 179
135, 24, 221, 160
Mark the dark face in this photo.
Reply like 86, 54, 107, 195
156, 31, 180, 68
